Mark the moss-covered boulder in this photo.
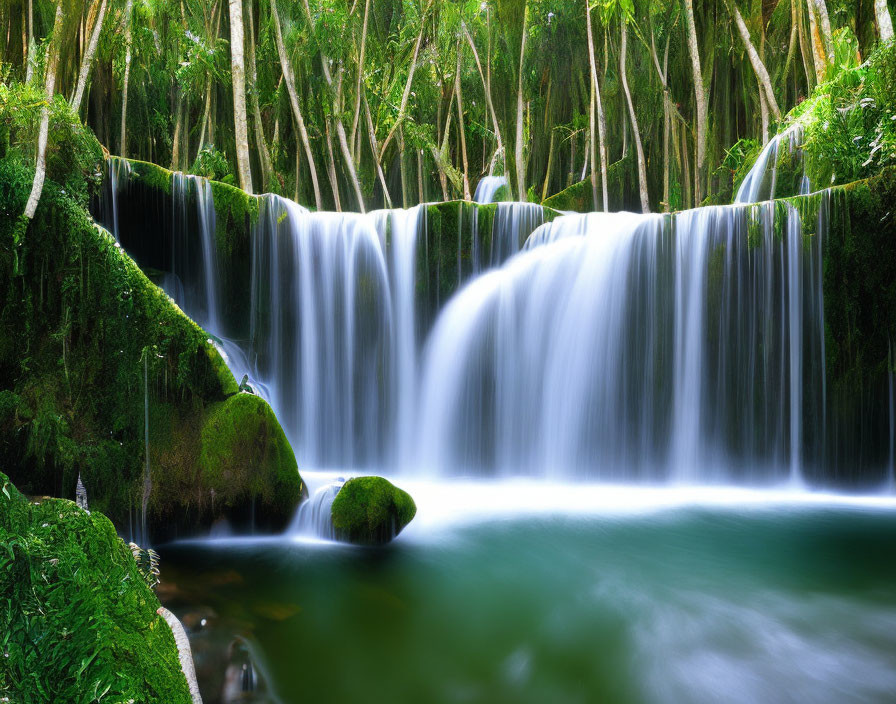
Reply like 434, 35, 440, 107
0, 472, 192, 702
331, 476, 416, 546
198, 393, 305, 530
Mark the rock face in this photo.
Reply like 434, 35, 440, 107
330, 476, 417, 545
0, 472, 192, 702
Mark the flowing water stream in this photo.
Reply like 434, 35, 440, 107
99, 143, 896, 702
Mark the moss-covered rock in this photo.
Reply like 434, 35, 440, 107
0, 472, 192, 702
331, 476, 416, 546
198, 393, 305, 530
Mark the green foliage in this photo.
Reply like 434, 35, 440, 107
331, 476, 416, 545
191, 145, 233, 183
0, 82, 103, 208
0, 472, 191, 703
791, 41, 896, 189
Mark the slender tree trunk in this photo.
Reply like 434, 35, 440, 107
586, 0, 600, 210
726, 0, 782, 121
876, 0, 894, 42
684, 0, 707, 205
350, 0, 371, 159
620, 22, 649, 213
662, 36, 671, 212
806, 0, 828, 81
72, 0, 108, 114
780, 0, 799, 87
541, 127, 556, 202
796, 0, 815, 89
25, 0, 34, 84
758, 78, 770, 144
455, 40, 472, 201
196, 74, 212, 156
363, 94, 393, 208
171, 92, 183, 170
23, 1, 63, 221
246, 1, 273, 190
120, 0, 135, 158
229, 0, 253, 193
812, 0, 834, 59
324, 116, 342, 212
271, 0, 322, 209
398, 127, 409, 208
378, 4, 429, 161
514, 7, 528, 201
463, 23, 505, 178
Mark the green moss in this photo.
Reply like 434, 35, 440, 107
198, 393, 304, 525
543, 179, 592, 212
0, 157, 299, 540
0, 472, 191, 702
331, 476, 416, 546
127, 158, 175, 195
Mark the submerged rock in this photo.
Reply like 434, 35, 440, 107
331, 476, 416, 545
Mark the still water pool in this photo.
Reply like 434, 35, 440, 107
160, 482, 896, 704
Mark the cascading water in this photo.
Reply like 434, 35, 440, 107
414, 201, 825, 482
100, 140, 890, 491
474, 176, 509, 204
291, 481, 343, 539
735, 124, 810, 203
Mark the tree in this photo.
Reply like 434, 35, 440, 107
23, 0, 65, 221
229, 0, 253, 193
875, 0, 894, 42
684, 0, 707, 204
71, 0, 109, 114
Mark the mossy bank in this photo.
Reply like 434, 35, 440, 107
0, 472, 192, 702
0, 145, 303, 542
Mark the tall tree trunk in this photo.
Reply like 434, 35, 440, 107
171, 91, 183, 170
378, 2, 429, 162
120, 0, 135, 158
514, 6, 528, 201
620, 21, 649, 213
726, 0, 782, 121
585, 0, 600, 210
24, 0, 34, 84
796, 0, 815, 89
72, 0, 108, 114
246, 0, 273, 190
586, 3, 609, 211
270, 0, 323, 209
541, 127, 556, 202
455, 40, 472, 201
684, 0, 707, 205
363, 95, 393, 208
463, 23, 505, 178
812, 0, 834, 59
229, 0, 253, 193
806, 0, 829, 81
23, 1, 63, 221
324, 116, 342, 212
350, 0, 371, 160
876, 0, 894, 42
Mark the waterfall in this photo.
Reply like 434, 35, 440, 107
291, 482, 343, 539
100, 143, 892, 486
414, 202, 826, 482
735, 124, 809, 203
474, 176, 509, 204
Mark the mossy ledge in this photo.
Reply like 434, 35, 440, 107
0, 158, 303, 542
331, 476, 417, 546
0, 471, 192, 701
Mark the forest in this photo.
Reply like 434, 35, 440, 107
2, 1, 896, 703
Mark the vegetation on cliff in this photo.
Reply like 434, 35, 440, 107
0, 471, 192, 702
